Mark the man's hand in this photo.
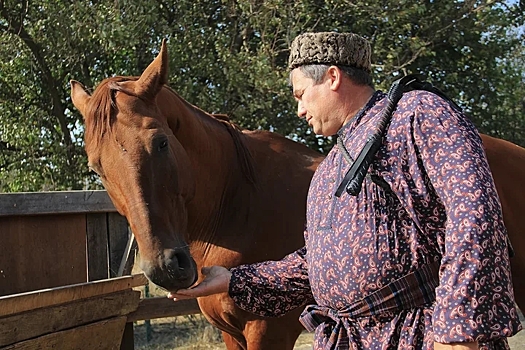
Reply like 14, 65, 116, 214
167, 266, 232, 300
434, 341, 479, 350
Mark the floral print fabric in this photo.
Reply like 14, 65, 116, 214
229, 90, 521, 349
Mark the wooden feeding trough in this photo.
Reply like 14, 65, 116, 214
0, 274, 147, 349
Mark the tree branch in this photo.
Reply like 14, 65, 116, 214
0, 2, 73, 157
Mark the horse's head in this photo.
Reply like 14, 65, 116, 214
70, 40, 197, 290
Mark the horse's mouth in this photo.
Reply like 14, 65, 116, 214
146, 265, 198, 291
139, 252, 198, 291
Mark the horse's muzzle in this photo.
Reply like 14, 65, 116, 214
140, 247, 198, 290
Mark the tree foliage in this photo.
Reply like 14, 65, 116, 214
0, 0, 523, 192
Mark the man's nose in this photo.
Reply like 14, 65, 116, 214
297, 101, 306, 118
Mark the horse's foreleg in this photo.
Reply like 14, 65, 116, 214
222, 331, 247, 350
243, 311, 305, 350
198, 295, 305, 350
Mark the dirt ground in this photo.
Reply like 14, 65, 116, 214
133, 305, 525, 350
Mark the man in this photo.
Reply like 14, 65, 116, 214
168, 32, 521, 350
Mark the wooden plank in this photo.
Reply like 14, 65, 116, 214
0, 274, 148, 317
0, 290, 140, 347
127, 297, 201, 322
107, 213, 130, 277
0, 215, 87, 296
86, 213, 109, 281
0, 316, 127, 350
0, 191, 116, 217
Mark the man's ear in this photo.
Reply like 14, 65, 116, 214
326, 66, 342, 91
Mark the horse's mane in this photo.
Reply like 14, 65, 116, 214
85, 77, 256, 185
84, 76, 133, 153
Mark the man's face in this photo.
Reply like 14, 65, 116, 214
291, 68, 341, 136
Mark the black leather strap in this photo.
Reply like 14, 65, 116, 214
336, 74, 423, 197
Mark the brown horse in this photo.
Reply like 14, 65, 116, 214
70, 40, 323, 349
71, 40, 525, 349
481, 134, 525, 311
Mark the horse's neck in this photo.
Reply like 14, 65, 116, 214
158, 88, 252, 237
159, 87, 232, 160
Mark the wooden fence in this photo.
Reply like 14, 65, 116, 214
0, 190, 200, 349
0, 190, 129, 293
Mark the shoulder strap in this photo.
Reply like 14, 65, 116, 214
335, 74, 459, 198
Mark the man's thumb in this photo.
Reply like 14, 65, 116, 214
201, 266, 212, 275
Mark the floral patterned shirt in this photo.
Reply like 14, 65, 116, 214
229, 90, 522, 349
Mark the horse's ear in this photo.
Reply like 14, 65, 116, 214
135, 39, 169, 100
70, 80, 91, 117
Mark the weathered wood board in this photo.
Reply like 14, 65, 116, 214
0, 274, 147, 318
127, 297, 201, 322
0, 214, 87, 295
0, 289, 140, 347
0, 316, 127, 350
0, 191, 115, 217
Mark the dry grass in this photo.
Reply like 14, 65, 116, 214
133, 281, 223, 350
133, 315, 315, 350
134, 315, 225, 350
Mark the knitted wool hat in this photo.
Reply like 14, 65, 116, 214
288, 32, 372, 73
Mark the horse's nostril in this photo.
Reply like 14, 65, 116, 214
163, 248, 197, 277
174, 251, 193, 269
164, 248, 190, 269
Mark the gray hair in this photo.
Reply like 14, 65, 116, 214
290, 64, 373, 87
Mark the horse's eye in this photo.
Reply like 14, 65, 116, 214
158, 139, 169, 151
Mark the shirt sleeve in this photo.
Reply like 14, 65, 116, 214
228, 245, 314, 317
408, 92, 522, 343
